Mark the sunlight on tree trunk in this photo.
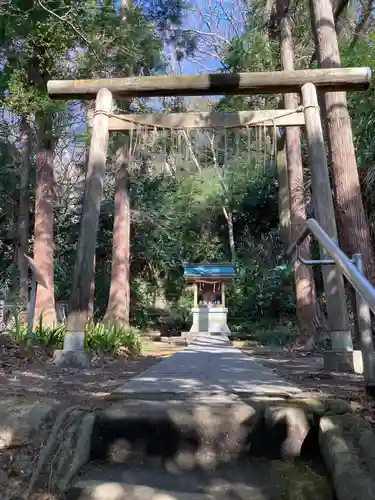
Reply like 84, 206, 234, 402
33, 115, 57, 327
104, 147, 131, 326
89, 253, 96, 319
207, 133, 237, 261
222, 206, 236, 262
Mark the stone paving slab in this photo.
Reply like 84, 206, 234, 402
113, 336, 300, 398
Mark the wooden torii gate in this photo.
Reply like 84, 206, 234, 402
47, 67, 372, 365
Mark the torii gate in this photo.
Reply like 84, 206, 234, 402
47, 67, 372, 368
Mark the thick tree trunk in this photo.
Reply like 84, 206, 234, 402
102, 0, 132, 326
18, 118, 33, 315
104, 147, 131, 326
310, 0, 375, 285
278, 1, 317, 348
33, 114, 57, 327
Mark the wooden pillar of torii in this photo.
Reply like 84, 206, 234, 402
46, 67, 371, 366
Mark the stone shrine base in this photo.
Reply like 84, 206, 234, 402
181, 330, 228, 345
190, 306, 231, 335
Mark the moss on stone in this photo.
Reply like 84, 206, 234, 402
270, 460, 335, 500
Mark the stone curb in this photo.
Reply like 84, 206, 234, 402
27, 405, 95, 496
319, 413, 375, 500
0, 397, 61, 450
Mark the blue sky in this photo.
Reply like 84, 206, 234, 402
132, 0, 243, 76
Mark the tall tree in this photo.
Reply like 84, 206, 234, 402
310, 0, 375, 284
105, 145, 131, 325
33, 113, 57, 325
0, 0, 95, 326
104, 0, 132, 326
18, 118, 33, 314
276, 0, 318, 348
104, 0, 195, 324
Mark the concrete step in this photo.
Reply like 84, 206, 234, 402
89, 394, 322, 470
89, 395, 259, 468
59, 395, 335, 500
64, 460, 278, 500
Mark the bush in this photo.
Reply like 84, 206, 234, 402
251, 321, 298, 347
85, 321, 142, 356
10, 313, 65, 347
9, 313, 142, 356
227, 259, 295, 327
157, 311, 187, 336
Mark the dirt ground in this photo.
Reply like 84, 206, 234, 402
2, 334, 371, 413
0, 335, 183, 409
0, 335, 184, 500
235, 341, 375, 423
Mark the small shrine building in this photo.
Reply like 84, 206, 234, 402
183, 262, 236, 336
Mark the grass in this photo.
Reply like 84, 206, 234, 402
9, 314, 142, 356
272, 460, 334, 500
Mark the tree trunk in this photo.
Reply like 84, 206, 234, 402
222, 206, 236, 262
33, 114, 57, 327
18, 118, 33, 316
278, 1, 317, 348
276, 133, 291, 251
310, 0, 375, 285
104, 147, 131, 326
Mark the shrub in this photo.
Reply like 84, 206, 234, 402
251, 321, 298, 347
157, 311, 187, 337
10, 313, 65, 347
9, 313, 142, 356
85, 321, 142, 356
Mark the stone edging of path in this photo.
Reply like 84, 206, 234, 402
26, 405, 95, 495
2, 395, 375, 499
251, 394, 375, 500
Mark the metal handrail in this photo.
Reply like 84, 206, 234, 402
287, 218, 375, 315
288, 218, 375, 388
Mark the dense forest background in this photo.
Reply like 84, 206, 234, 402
0, 0, 374, 347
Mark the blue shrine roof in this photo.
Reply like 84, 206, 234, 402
183, 262, 236, 280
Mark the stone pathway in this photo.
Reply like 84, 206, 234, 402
113, 335, 301, 398
65, 337, 311, 500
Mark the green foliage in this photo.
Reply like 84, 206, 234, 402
157, 310, 188, 336
85, 321, 142, 356
10, 313, 65, 347
230, 319, 298, 347
251, 321, 299, 347
2, 0, 375, 347
228, 257, 295, 325
9, 314, 142, 356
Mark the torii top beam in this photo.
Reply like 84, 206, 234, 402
47, 67, 371, 100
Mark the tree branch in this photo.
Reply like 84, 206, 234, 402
36, 0, 101, 65
350, 0, 374, 49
